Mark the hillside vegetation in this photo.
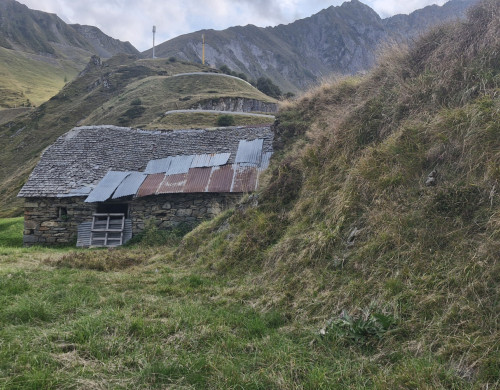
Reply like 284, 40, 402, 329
81, 72, 275, 128
0, 46, 85, 108
170, 1, 499, 386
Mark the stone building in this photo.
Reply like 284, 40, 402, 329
18, 125, 273, 247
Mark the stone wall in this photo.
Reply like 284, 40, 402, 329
23, 197, 95, 246
23, 193, 242, 246
193, 97, 278, 113
129, 193, 241, 234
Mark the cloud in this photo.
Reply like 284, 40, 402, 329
17, 0, 448, 51
366, 0, 447, 17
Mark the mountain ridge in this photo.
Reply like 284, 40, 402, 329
143, 0, 479, 92
0, 0, 139, 107
0, 0, 138, 57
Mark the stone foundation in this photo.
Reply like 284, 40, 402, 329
23, 193, 242, 246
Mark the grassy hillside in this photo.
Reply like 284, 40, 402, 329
81, 72, 276, 128
0, 56, 276, 217
0, 47, 83, 107
149, 112, 274, 130
0, 107, 31, 125
169, 1, 499, 387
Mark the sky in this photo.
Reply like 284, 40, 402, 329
18, 0, 448, 52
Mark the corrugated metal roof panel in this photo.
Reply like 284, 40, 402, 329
191, 153, 230, 168
207, 165, 234, 192
259, 152, 273, 171
136, 173, 165, 197
112, 172, 146, 199
232, 165, 258, 193
235, 139, 264, 165
145, 157, 172, 174
85, 171, 130, 203
184, 167, 213, 192
165, 155, 195, 175
190, 154, 212, 168
209, 153, 231, 167
158, 173, 188, 194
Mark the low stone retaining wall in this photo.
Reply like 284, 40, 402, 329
193, 97, 278, 113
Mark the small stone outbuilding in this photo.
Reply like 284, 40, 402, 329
18, 125, 273, 247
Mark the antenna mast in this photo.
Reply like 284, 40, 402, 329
202, 34, 205, 65
152, 25, 156, 59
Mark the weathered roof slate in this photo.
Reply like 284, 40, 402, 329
18, 125, 274, 198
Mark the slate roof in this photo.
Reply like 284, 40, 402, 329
18, 125, 274, 198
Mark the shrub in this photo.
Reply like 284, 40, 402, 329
118, 105, 146, 125
219, 65, 232, 75
130, 98, 142, 106
256, 77, 282, 99
216, 114, 235, 127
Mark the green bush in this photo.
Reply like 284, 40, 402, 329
216, 114, 235, 127
256, 77, 282, 99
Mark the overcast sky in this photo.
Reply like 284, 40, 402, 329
18, 0, 448, 52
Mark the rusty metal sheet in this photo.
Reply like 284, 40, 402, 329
145, 157, 172, 174
166, 155, 195, 175
207, 165, 234, 192
232, 165, 258, 193
191, 153, 231, 168
235, 139, 263, 165
136, 173, 165, 197
85, 171, 130, 203
184, 167, 213, 192
113, 172, 146, 199
158, 173, 188, 194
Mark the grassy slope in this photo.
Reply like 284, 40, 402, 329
169, 1, 499, 387
0, 237, 361, 389
81, 73, 276, 128
0, 43, 93, 109
148, 112, 274, 130
0, 108, 32, 126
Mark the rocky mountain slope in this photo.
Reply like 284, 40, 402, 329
0, 0, 137, 57
70, 24, 139, 58
144, 0, 478, 92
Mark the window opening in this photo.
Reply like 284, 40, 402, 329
57, 207, 68, 220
